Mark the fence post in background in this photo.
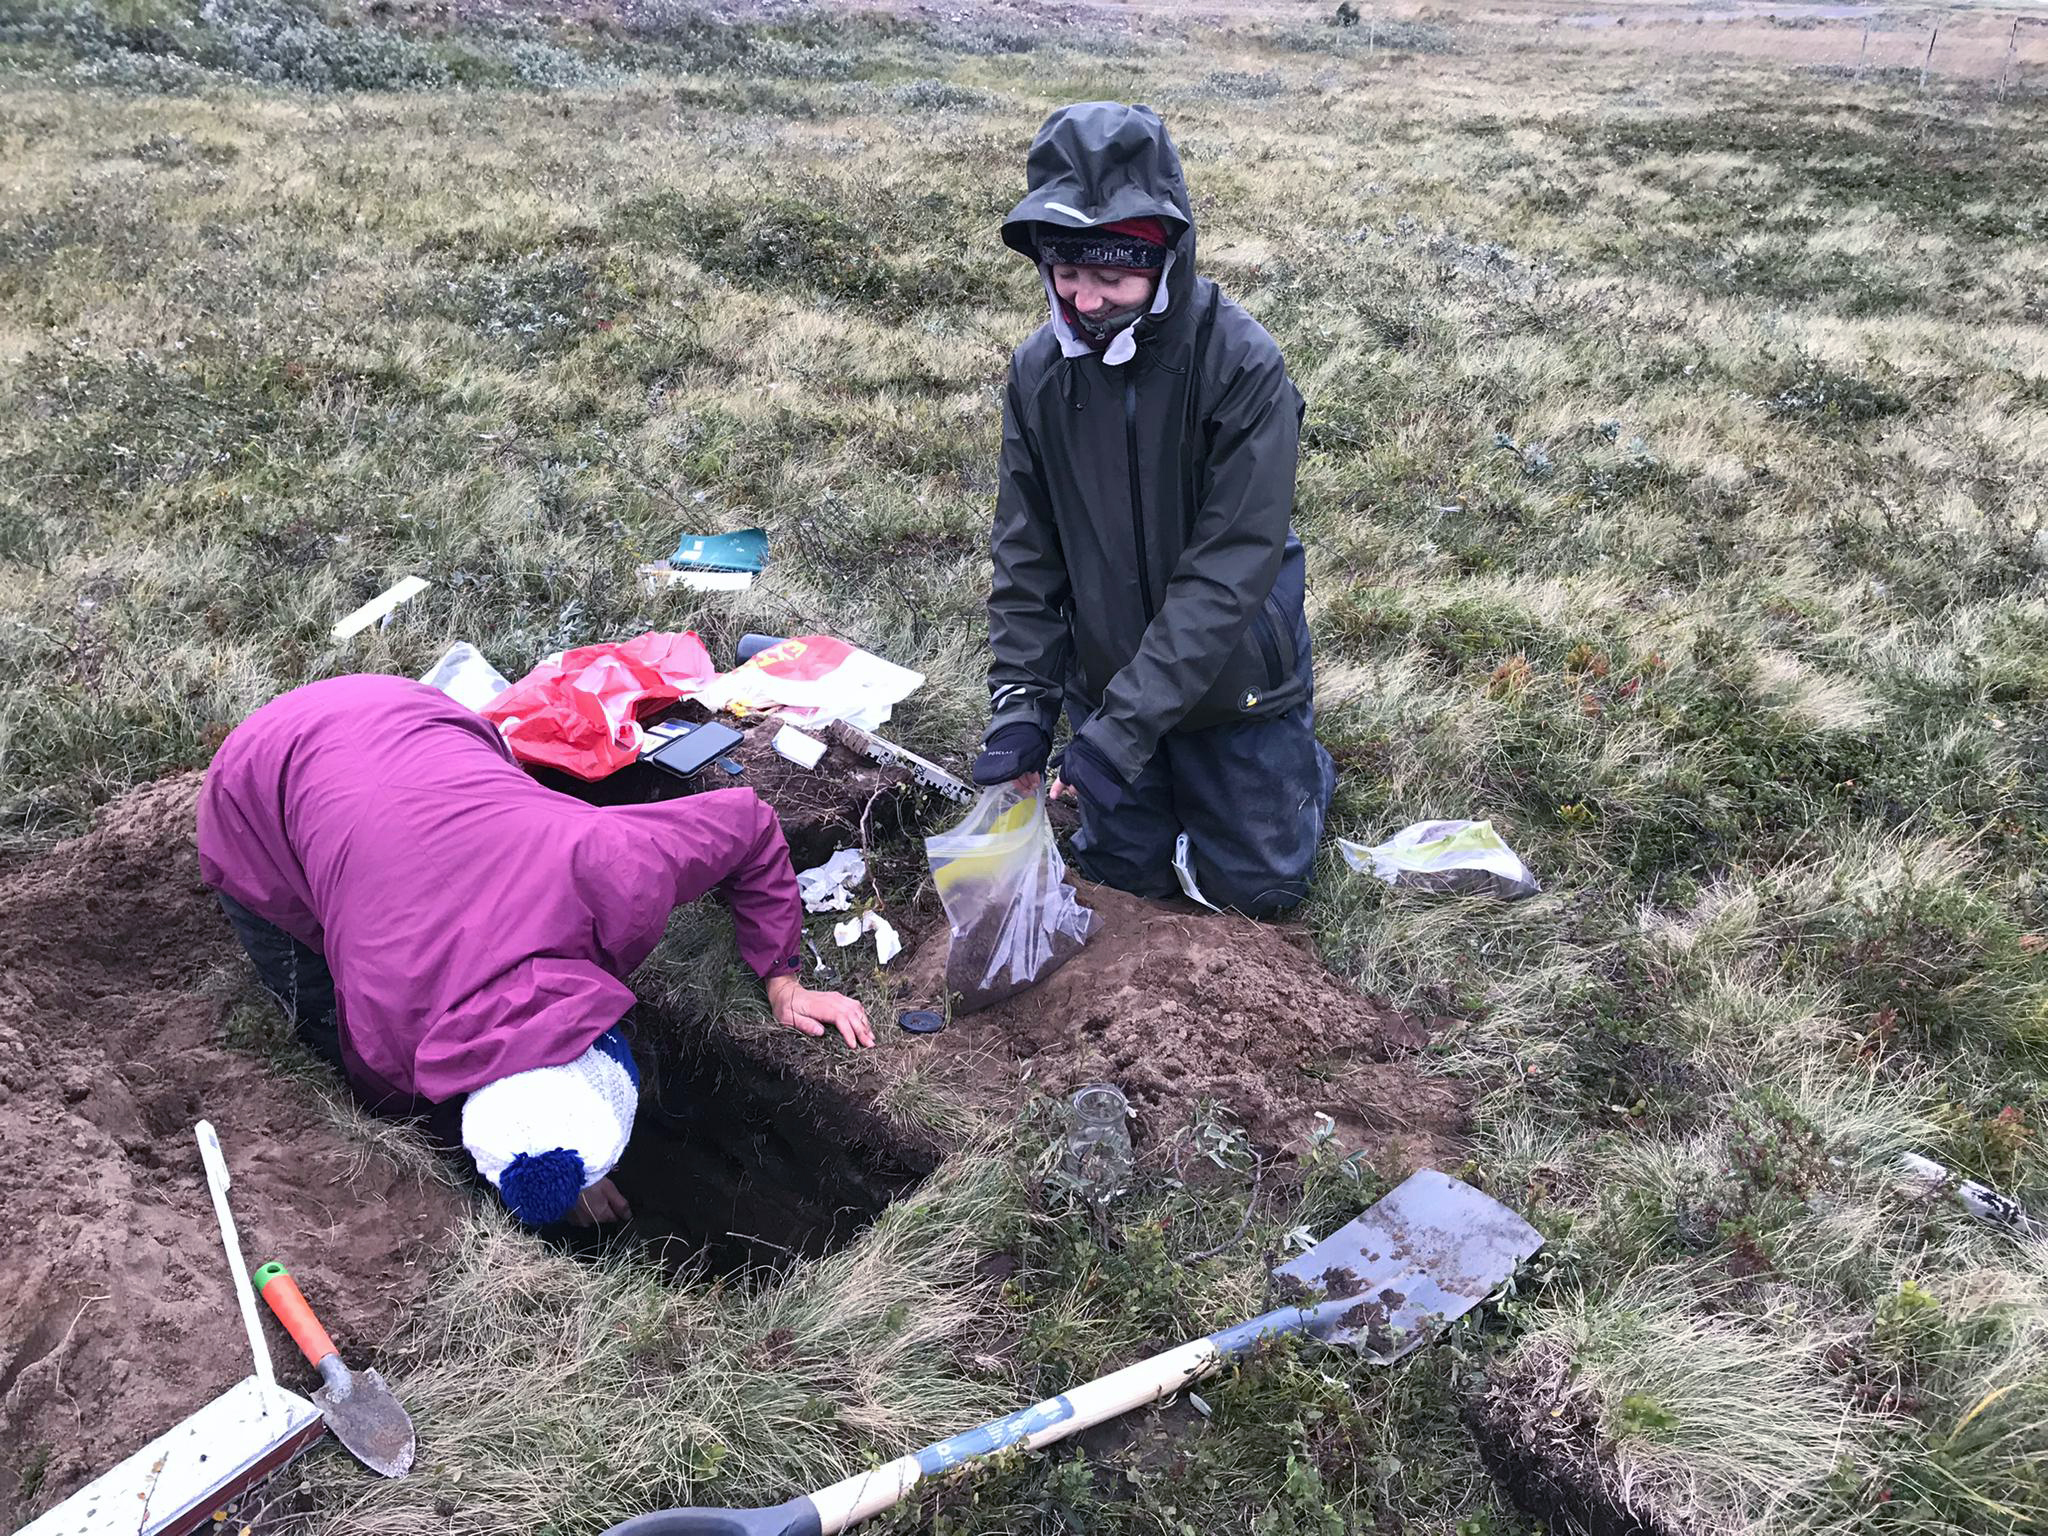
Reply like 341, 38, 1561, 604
1920, 22, 1938, 90
1857, 18, 1870, 78
2000, 17, 2019, 97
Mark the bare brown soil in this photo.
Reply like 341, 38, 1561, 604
894, 881, 1465, 1164
0, 776, 466, 1529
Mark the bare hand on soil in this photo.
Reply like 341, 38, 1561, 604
766, 973, 875, 1049
567, 1176, 633, 1228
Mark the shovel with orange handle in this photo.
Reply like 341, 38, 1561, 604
253, 1261, 416, 1478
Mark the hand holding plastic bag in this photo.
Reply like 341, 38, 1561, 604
925, 786, 1099, 1013
481, 631, 717, 780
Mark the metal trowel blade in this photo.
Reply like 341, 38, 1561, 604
314, 1366, 416, 1477
1273, 1168, 1543, 1363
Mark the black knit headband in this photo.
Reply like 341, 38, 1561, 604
1037, 231, 1168, 271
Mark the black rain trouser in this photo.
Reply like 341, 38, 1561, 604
1067, 598, 1334, 917
215, 890, 345, 1074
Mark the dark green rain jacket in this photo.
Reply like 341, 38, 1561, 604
986, 101, 1309, 783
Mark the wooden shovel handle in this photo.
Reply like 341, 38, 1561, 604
253, 1262, 338, 1367
809, 1335, 1229, 1533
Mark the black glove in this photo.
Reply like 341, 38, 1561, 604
1058, 734, 1129, 812
972, 722, 1051, 786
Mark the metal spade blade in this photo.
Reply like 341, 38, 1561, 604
1271, 1168, 1544, 1361
313, 1360, 415, 1478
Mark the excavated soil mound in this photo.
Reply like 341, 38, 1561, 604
896, 882, 1465, 1163
0, 776, 466, 1528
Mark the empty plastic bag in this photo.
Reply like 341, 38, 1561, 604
419, 641, 511, 712
925, 787, 1098, 1014
1338, 819, 1539, 900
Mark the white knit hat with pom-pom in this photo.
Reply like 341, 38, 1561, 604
461, 1026, 639, 1225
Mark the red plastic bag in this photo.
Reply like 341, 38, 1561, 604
481, 631, 717, 780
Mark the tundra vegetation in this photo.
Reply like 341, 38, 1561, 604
1, 0, 2045, 1531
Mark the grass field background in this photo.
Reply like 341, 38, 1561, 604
2, 0, 2046, 1530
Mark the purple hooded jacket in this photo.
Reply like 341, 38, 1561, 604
197, 675, 803, 1107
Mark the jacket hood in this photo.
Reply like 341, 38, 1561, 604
1003, 102, 1197, 348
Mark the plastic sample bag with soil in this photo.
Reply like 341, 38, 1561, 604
925, 786, 1098, 1013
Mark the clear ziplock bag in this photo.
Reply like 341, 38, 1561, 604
925, 786, 1099, 1013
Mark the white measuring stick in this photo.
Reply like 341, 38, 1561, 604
1897, 1152, 2039, 1236
196, 1120, 283, 1401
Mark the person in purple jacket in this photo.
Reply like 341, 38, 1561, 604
197, 674, 872, 1229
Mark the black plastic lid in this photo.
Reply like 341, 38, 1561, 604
898, 1009, 946, 1035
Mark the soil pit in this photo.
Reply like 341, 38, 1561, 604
0, 776, 466, 1530
1465, 1345, 1690, 1536
566, 1033, 936, 1277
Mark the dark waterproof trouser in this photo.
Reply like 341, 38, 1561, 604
216, 891, 472, 1145
1067, 621, 1335, 916
216, 891, 346, 1073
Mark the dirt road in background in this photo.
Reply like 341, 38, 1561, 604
401, 0, 2048, 82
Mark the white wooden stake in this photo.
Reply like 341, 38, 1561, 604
196, 1121, 282, 1400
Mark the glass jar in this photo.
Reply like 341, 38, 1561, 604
1066, 1083, 1133, 1206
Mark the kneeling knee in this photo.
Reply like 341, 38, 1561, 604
1200, 867, 1312, 918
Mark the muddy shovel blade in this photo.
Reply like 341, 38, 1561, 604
1273, 1168, 1543, 1363
315, 1366, 415, 1478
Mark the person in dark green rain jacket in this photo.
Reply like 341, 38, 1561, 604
970, 100, 1334, 915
